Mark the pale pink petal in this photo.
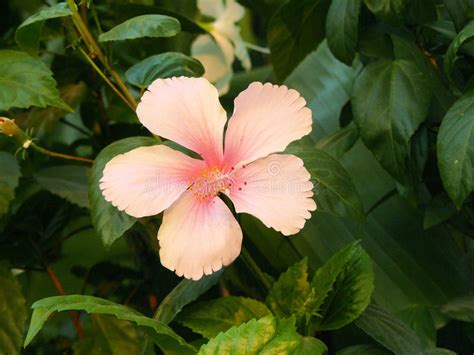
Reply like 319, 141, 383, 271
228, 154, 316, 236
136, 77, 227, 167
223, 82, 312, 170
158, 191, 242, 280
100, 145, 206, 218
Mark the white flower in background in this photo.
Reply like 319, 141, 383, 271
191, 0, 251, 95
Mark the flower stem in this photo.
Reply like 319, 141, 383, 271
31, 143, 94, 164
240, 247, 272, 291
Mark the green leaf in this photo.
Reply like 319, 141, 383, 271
35, 165, 89, 208
0, 264, 27, 355
154, 271, 223, 325
355, 303, 425, 354
442, 0, 469, 31
0, 152, 21, 215
444, 21, 474, 79
311, 242, 374, 331
326, 0, 360, 65
126, 52, 204, 89
315, 123, 359, 158
268, 0, 330, 81
336, 344, 391, 355
423, 194, 457, 229
437, 91, 474, 208
73, 314, 140, 355
89, 137, 159, 247
287, 146, 365, 221
178, 297, 271, 339
266, 258, 311, 319
397, 305, 436, 347
99, 15, 180, 42
363, 0, 406, 22
15, 2, 71, 55
294, 337, 328, 354
24, 295, 196, 354
441, 295, 474, 322
198, 315, 303, 355
0, 50, 71, 111
352, 36, 432, 184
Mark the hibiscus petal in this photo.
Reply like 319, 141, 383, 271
100, 145, 206, 218
197, 0, 225, 19
158, 191, 242, 280
228, 154, 316, 236
136, 77, 227, 167
224, 82, 312, 169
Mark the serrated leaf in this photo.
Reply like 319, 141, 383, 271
24, 295, 196, 354
363, 0, 406, 22
126, 52, 204, 89
0, 264, 27, 355
15, 2, 71, 55
73, 314, 140, 355
310, 242, 374, 330
287, 145, 365, 221
99, 15, 180, 42
266, 258, 311, 319
268, 0, 330, 81
437, 91, 474, 208
35, 165, 89, 208
198, 315, 305, 355
441, 295, 474, 322
89, 137, 159, 246
154, 271, 222, 325
326, 0, 360, 65
0, 152, 21, 215
0, 50, 71, 111
178, 297, 271, 339
352, 36, 432, 184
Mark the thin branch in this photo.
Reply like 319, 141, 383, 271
31, 143, 94, 164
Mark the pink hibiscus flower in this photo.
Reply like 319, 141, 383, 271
100, 77, 316, 280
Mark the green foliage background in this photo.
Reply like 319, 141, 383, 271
0, 0, 473, 354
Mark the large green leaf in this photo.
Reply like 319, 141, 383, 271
15, 2, 71, 55
0, 152, 21, 215
441, 295, 474, 322
24, 295, 196, 354
0, 50, 71, 111
198, 316, 321, 355
444, 21, 474, 79
397, 305, 436, 347
287, 146, 364, 221
437, 91, 474, 208
89, 137, 159, 247
154, 271, 223, 325
310, 242, 374, 331
363, 0, 406, 22
352, 36, 432, 184
125, 52, 204, 89
0, 264, 27, 355
99, 15, 180, 42
35, 165, 89, 208
178, 297, 271, 339
73, 314, 140, 355
315, 123, 359, 159
267, 0, 330, 81
442, 0, 470, 31
326, 0, 360, 65
266, 258, 311, 319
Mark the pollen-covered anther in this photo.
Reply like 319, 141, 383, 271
189, 167, 231, 202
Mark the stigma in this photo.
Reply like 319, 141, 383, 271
189, 167, 232, 202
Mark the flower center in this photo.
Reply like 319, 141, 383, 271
189, 167, 231, 202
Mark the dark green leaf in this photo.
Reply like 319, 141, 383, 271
363, 0, 406, 22
35, 165, 89, 208
336, 344, 391, 355
326, 0, 360, 65
311, 242, 374, 331
24, 295, 196, 354
73, 314, 140, 355
437, 91, 474, 208
99, 15, 180, 42
315, 122, 359, 158
442, 0, 469, 31
287, 146, 365, 221
294, 337, 328, 354
444, 21, 474, 79
178, 297, 271, 339
268, 0, 330, 81
441, 295, 474, 322
0, 264, 27, 355
423, 194, 457, 229
126, 52, 204, 89
352, 36, 432, 184
266, 258, 311, 319
89, 137, 159, 247
397, 305, 436, 347
0, 152, 21, 215
154, 271, 223, 325
0, 50, 71, 111
15, 2, 71, 55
